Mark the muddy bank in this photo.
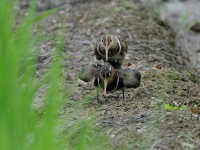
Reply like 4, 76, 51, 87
142, 0, 200, 72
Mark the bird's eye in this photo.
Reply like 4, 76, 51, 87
102, 39, 104, 42
110, 39, 112, 43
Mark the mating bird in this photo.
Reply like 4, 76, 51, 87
93, 35, 128, 68
79, 61, 103, 82
188, 98, 200, 120
79, 62, 141, 101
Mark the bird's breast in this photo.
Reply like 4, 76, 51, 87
98, 46, 122, 57
94, 77, 123, 93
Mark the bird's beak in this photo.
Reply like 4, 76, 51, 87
104, 79, 108, 96
105, 46, 108, 61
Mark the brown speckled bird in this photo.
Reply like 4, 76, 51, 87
93, 35, 128, 68
94, 62, 141, 101
79, 62, 141, 102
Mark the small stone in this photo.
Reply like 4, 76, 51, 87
59, 10, 65, 15
77, 79, 87, 86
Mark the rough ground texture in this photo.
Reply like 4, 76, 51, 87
21, 0, 200, 149
142, 0, 200, 72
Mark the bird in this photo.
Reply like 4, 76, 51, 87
79, 60, 103, 82
188, 98, 200, 120
93, 34, 128, 68
94, 62, 141, 101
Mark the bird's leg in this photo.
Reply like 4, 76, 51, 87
122, 88, 126, 101
96, 87, 100, 103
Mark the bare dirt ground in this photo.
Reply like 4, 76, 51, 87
142, 0, 200, 73
20, 0, 200, 149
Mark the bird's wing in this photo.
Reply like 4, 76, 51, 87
79, 63, 102, 82
93, 43, 101, 60
120, 41, 128, 54
117, 68, 141, 88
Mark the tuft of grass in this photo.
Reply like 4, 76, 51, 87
0, 1, 65, 150
0, 1, 111, 150
164, 103, 187, 111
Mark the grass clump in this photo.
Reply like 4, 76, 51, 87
165, 72, 182, 81
164, 103, 187, 111
0, 1, 110, 150
0, 1, 65, 149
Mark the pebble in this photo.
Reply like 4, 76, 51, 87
77, 79, 87, 86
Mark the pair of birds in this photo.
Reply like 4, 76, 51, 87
79, 35, 141, 101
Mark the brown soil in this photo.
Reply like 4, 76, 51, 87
25, 0, 200, 149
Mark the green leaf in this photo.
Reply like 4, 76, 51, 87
31, 6, 65, 23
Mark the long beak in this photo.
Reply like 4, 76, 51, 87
103, 79, 108, 96
105, 46, 108, 61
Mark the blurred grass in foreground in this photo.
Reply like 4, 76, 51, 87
0, 1, 110, 150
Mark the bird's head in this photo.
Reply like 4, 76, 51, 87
99, 62, 117, 96
99, 35, 114, 61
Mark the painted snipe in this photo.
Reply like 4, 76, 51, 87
93, 34, 127, 68
79, 62, 141, 101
